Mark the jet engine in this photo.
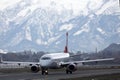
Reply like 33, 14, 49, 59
66, 63, 77, 72
31, 65, 40, 73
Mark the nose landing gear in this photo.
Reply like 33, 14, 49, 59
41, 69, 48, 75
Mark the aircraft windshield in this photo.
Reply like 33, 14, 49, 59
41, 57, 51, 60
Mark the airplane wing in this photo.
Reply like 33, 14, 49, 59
0, 61, 39, 65
0, 59, 39, 66
61, 58, 114, 66
0, 56, 39, 66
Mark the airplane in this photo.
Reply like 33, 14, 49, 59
0, 32, 114, 75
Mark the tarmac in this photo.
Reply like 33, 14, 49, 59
0, 69, 120, 80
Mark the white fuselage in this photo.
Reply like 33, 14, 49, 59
39, 53, 69, 69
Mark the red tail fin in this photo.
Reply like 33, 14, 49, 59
64, 46, 68, 53
64, 32, 68, 53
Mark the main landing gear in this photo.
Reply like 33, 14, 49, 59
66, 69, 72, 74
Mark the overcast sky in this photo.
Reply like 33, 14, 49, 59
0, 0, 21, 10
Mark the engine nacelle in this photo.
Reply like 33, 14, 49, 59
31, 65, 40, 73
67, 63, 77, 72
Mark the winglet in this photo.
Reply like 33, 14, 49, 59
64, 32, 68, 53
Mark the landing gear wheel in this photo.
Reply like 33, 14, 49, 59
66, 70, 72, 74
70, 71, 72, 74
42, 70, 44, 75
66, 70, 69, 74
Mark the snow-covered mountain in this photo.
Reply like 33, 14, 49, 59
103, 43, 120, 52
0, 0, 120, 52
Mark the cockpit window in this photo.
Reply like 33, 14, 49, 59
41, 57, 51, 60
